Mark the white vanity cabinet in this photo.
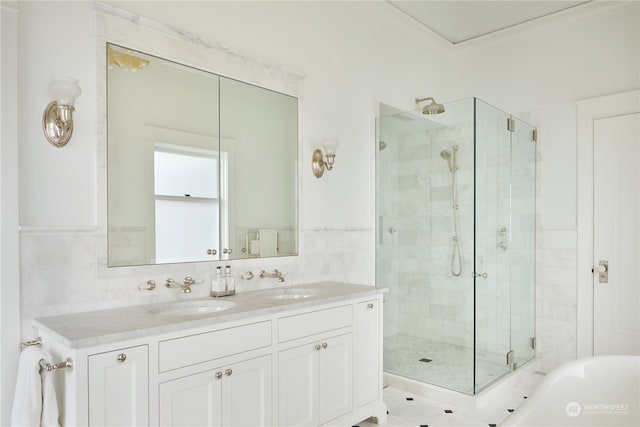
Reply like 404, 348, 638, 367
36, 284, 387, 427
278, 333, 353, 426
87, 345, 149, 426
159, 355, 271, 426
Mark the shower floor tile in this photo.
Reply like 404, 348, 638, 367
384, 334, 508, 393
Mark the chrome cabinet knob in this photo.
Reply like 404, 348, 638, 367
367, 303, 374, 309
314, 344, 321, 351
321, 342, 328, 349
207, 249, 217, 255
225, 368, 233, 376
116, 353, 126, 363
215, 371, 223, 379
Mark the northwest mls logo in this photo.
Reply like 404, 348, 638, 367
566, 401, 582, 417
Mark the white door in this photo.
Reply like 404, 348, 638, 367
593, 112, 640, 356
88, 345, 149, 426
159, 370, 222, 426
278, 343, 317, 426
317, 333, 353, 425
222, 355, 272, 427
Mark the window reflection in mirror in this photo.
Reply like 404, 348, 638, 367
153, 145, 220, 263
107, 43, 298, 267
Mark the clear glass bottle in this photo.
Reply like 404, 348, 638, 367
211, 266, 223, 296
224, 265, 235, 293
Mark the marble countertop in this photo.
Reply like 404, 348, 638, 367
33, 282, 386, 349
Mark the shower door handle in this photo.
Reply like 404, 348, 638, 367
473, 272, 488, 279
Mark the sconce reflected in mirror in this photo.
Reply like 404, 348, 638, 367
42, 77, 81, 148
311, 138, 339, 178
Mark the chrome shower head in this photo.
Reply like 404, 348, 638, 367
415, 97, 445, 115
440, 149, 454, 172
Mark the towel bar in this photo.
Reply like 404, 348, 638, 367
20, 337, 74, 372
20, 337, 43, 349
40, 358, 73, 372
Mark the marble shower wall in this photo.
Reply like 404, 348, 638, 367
377, 111, 475, 349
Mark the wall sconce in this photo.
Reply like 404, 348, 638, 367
311, 138, 339, 178
42, 77, 82, 148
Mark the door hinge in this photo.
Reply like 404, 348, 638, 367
532, 129, 538, 142
506, 350, 515, 365
530, 337, 537, 350
507, 118, 516, 132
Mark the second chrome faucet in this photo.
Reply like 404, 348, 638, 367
259, 269, 286, 283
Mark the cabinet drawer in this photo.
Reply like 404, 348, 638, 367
278, 305, 352, 343
159, 320, 271, 372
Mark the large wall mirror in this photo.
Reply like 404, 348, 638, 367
107, 44, 298, 267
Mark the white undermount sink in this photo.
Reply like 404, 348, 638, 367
148, 300, 236, 316
262, 288, 318, 300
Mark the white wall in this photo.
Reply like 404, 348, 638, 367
1, 2, 21, 423
18, 1, 97, 226
8, 1, 640, 402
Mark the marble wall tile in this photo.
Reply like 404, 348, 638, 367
20, 227, 375, 339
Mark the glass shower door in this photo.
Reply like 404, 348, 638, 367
510, 117, 536, 367
474, 98, 513, 391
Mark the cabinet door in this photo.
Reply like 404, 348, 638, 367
355, 300, 381, 406
88, 345, 149, 426
279, 342, 318, 426
159, 370, 222, 427
222, 355, 272, 427
318, 333, 353, 425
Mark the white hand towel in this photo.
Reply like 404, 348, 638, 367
40, 363, 60, 427
258, 229, 278, 257
11, 346, 60, 427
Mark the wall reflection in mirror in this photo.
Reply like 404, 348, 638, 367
107, 44, 298, 267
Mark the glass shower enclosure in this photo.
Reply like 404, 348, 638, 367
376, 98, 536, 394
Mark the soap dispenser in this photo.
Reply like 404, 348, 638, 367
211, 265, 235, 297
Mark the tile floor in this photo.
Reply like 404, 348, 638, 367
357, 368, 545, 427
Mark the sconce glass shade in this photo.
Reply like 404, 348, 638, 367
48, 77, 81, 106
323, 138, 339, 155
43, 77, 81, 147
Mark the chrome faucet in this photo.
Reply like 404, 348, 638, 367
165, 276, 203, 293
259, 269, 286, 283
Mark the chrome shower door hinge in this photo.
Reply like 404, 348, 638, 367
530, 337, 537, 350
506, 350, 515, 365
507, 118, 516, 132
532, 129, 538, 142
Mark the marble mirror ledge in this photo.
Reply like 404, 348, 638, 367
94, 2, 305, 97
